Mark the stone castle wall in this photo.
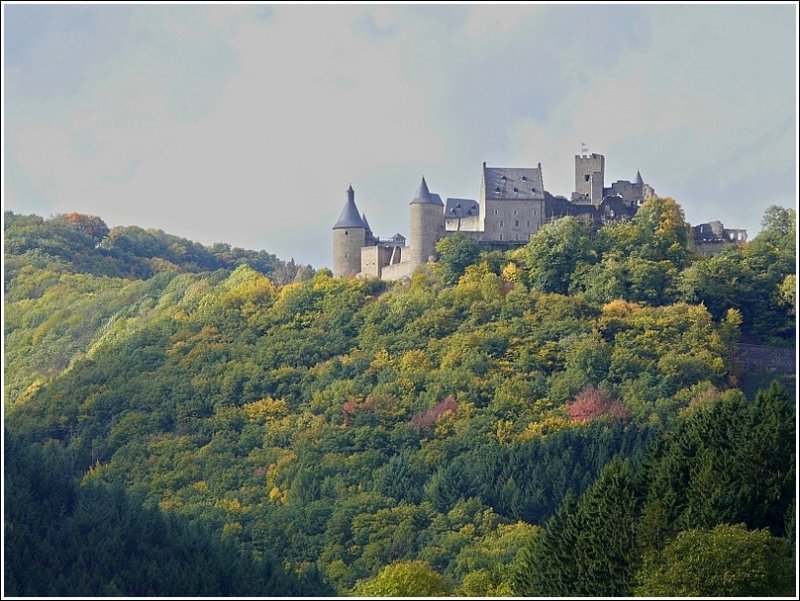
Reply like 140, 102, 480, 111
482, 198, 545, 242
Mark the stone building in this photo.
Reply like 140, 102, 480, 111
692, 220, 748, 256
332, 151, 745, 280
443, 163, 546, 243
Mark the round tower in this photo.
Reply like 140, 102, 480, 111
409, 176, 445, 267
332, 185, 366, 277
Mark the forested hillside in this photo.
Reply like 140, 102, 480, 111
3, 200, 795, 596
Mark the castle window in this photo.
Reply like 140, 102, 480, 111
585, 175, 591, 182
514, 209, 517, 215
494, 209, 498, 215
521, 176, 527, 181
515, 220, 519, 227
495, 187, 501, 192
513, 187, 518, 193
532, 188, 536, 193
499, 220, 504, 226
499, 234, 503, 241
527, 220, 530, 227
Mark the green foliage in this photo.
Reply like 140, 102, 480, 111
4, 435, 328, 597
759, 205, 796, 249
635, 524, 794, 597
353, 560, 449, 596
4, 210, 311, 287
516, 381, 795, 596
4, 202, 794, 596
628, 197, 693, 268
640, 382, 795, 540
778, 273, 796, 315
519, 216, 595, 294
517, 459, 640, 596
435, 232, 481, 284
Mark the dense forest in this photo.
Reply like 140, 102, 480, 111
3, 200, 796, 596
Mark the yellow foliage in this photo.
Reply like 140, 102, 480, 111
459, 523, 477, 536
159, 498, 178, 512
520, 415, 570, 440
243, 397, 288, 421
536, 340, 559, 369
215, 497, 242, 513
268, 486, 286, 504
601, 298, 640, 317
266, 449, 296, 492
494, 420, 515, 444
501, 262, 522, 283
276, 282, 301, 303
14, 378, 47, 407
370, 348, 391, 371
399, 348, 432, 372
222, 522, 244, 539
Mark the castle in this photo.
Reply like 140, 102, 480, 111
332, 152, 743, 280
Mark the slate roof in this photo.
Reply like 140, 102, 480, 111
635, 170, 644, 185
445, 198, 480, 219
410, 177, 444, 206
333, 186, 366, 229
483, 166, 545, 200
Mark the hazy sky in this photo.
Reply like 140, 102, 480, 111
4, 4, 797, 268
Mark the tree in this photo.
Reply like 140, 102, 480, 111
570, 457, 640, 596
55, 213, 110, 243
639, 384, 794, 541
778, 274, 796, 315
635, 524, 794, 597
435, 233, 481, 284
352, 561, 449, 596
759, 205, 796, 247
631, 197, 692, 268
514, 459, 641, 596
512, 492, 580, 596
520, 217, 595, 294
566, 387, 628, 423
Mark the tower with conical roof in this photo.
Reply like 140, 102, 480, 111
332, 185, 366, 277
408, 176, 445, 268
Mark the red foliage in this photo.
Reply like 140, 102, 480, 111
410, 396, 458, 430
566, 387, 628, 423
341, 396, 378, 426
58, 213, 109, 241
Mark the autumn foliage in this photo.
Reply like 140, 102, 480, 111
566, 387, 628, 423
410, 396, 458, 430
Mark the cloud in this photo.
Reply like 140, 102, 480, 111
4, 5, 796, 267
5, 5, 446, 264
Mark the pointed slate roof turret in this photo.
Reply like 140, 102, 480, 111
333, 185, 366, 229
361, 212, 372, 233
409, 176, 444, 206
635, 170, 644, 185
